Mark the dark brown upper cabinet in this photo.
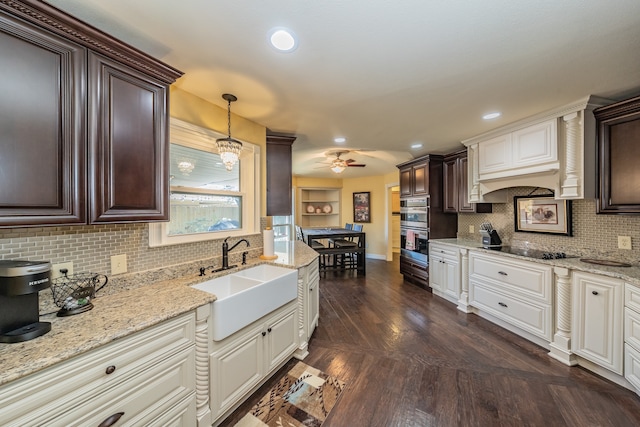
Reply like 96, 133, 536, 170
266, 133, 296, 216
0, 1, 183, 227
595, 95, 640, 214
443, 149, 492, 214
398, 160, 430, 197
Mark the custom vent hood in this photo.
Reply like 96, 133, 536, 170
461, 96, 612, 203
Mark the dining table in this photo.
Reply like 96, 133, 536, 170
301, 227, 366, 275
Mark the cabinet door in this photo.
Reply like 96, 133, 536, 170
307, 263, 320, 340
428, 255, 444, 292
265, 309, 298, 372
88, 52, 169, 223
443, 258, 460, 301
399, 167, 412, 196
266, 134, 295, 216
412, 162, 429, 195
512, 119, 557, 168
478, 134, 512, 175
457, 156, 474, 212
443, 157, 458, 213
0, 14, 86, 226
210, 327, 264, 418
572, 272, 623, 374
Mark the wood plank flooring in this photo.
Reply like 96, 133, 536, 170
219, 256, 640, 426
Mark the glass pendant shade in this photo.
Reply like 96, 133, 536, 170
216, 93, 242, 171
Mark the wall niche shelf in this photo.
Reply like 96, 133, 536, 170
297, 188, 341, 228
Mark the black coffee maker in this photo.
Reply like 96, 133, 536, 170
0, 260, 52, 343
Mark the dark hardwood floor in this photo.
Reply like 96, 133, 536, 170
220, 256, 640, 426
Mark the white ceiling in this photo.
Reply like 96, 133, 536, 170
48, 0, 640, 179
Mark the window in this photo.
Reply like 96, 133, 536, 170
149, 119, 260, 247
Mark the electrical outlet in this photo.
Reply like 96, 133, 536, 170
618, 236, 632, 250
111, 254, 128, 275
469, 225, 475, 233
52, 262, 73, 279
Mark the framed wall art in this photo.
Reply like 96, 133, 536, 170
514, 195, 572, 236
353, 191, 370, 223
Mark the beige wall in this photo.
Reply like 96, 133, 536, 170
292, 171, 400, 259
170, 87, 268, 215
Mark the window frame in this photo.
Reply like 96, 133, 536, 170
149, 118, 260, 247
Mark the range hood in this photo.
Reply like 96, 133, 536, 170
462, 96, 612, 202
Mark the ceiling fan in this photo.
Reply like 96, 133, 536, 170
326, 151, 366, 174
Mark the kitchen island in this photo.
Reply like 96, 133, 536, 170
0, 241, 318, 426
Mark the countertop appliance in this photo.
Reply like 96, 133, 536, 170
0, 260, 51, 343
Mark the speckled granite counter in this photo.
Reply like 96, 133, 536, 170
0, 241, 318, 386
431, 238, 640, 287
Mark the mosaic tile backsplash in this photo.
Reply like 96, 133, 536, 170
457, 187, 640, 263
0, 223, 263, 276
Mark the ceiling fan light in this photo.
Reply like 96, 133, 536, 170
331, 164, 346, 173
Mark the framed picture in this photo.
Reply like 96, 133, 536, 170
514, 195, 572, 236
353, 192, 371, 223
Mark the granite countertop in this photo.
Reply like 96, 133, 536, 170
0, 241, 319, 386
431, 238, 640, 287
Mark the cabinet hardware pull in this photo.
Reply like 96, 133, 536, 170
592, 291, 599, 295
97, 412, 124, 427
498, 271, 508, 276
105, 365, 116, 375
262, 331, 266, 337
267, 327, 272, 333
498, 302, 508, 307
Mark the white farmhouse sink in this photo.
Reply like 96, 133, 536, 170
191, 265, 297, 341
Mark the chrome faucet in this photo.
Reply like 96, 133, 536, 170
220, 237, 250, 271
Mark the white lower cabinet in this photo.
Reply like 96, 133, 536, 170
298, 259, 320, 351
210, 301, 297, 423
625, 284, 640, 394
572, 271, 624, 375
468, 251, 553, 342
0, 312, 197, 427
428, 243, 460, 304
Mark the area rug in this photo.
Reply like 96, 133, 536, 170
234, 361, 346, 427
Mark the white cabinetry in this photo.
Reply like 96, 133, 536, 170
463, 96, 610, 202
209, 301, 297, 423
297, 187, 341, 228
429, 242, 460, 304
477, 119, 557, 179
625, 284, 640, 394
469, 251, 553, 343
572, 271, 624, 375
0, 312, 197, 427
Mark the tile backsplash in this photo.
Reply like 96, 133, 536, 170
457, 187, 640, 262
0, 223, 263, 276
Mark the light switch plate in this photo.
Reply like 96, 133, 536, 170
111, 254, 128, 275
618, 236, 632, 250
469, 225, 475, 233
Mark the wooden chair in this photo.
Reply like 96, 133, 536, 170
295, 225, 326, 267
334, 224, 362, 269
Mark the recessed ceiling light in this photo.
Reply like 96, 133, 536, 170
411, 143, 423, 149
334, 137, 346, 143
482, 112, 501, 120
269, 28, 297, 52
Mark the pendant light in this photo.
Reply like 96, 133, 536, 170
216, 93, 243, 171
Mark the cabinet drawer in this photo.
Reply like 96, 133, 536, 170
470, 281, 552, 341
54, 346, 196, 427
400, 257, 428, 281
429, 244, 458, 260
626, 307, 640, 351
469, 252, 552, 303
0, 312, 195, 426
626, 283, 640, 313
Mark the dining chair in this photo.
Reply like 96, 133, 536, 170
333, 224, 363, 269
296, 225, 327, 267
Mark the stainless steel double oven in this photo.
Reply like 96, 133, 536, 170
400, 196, 429, 263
